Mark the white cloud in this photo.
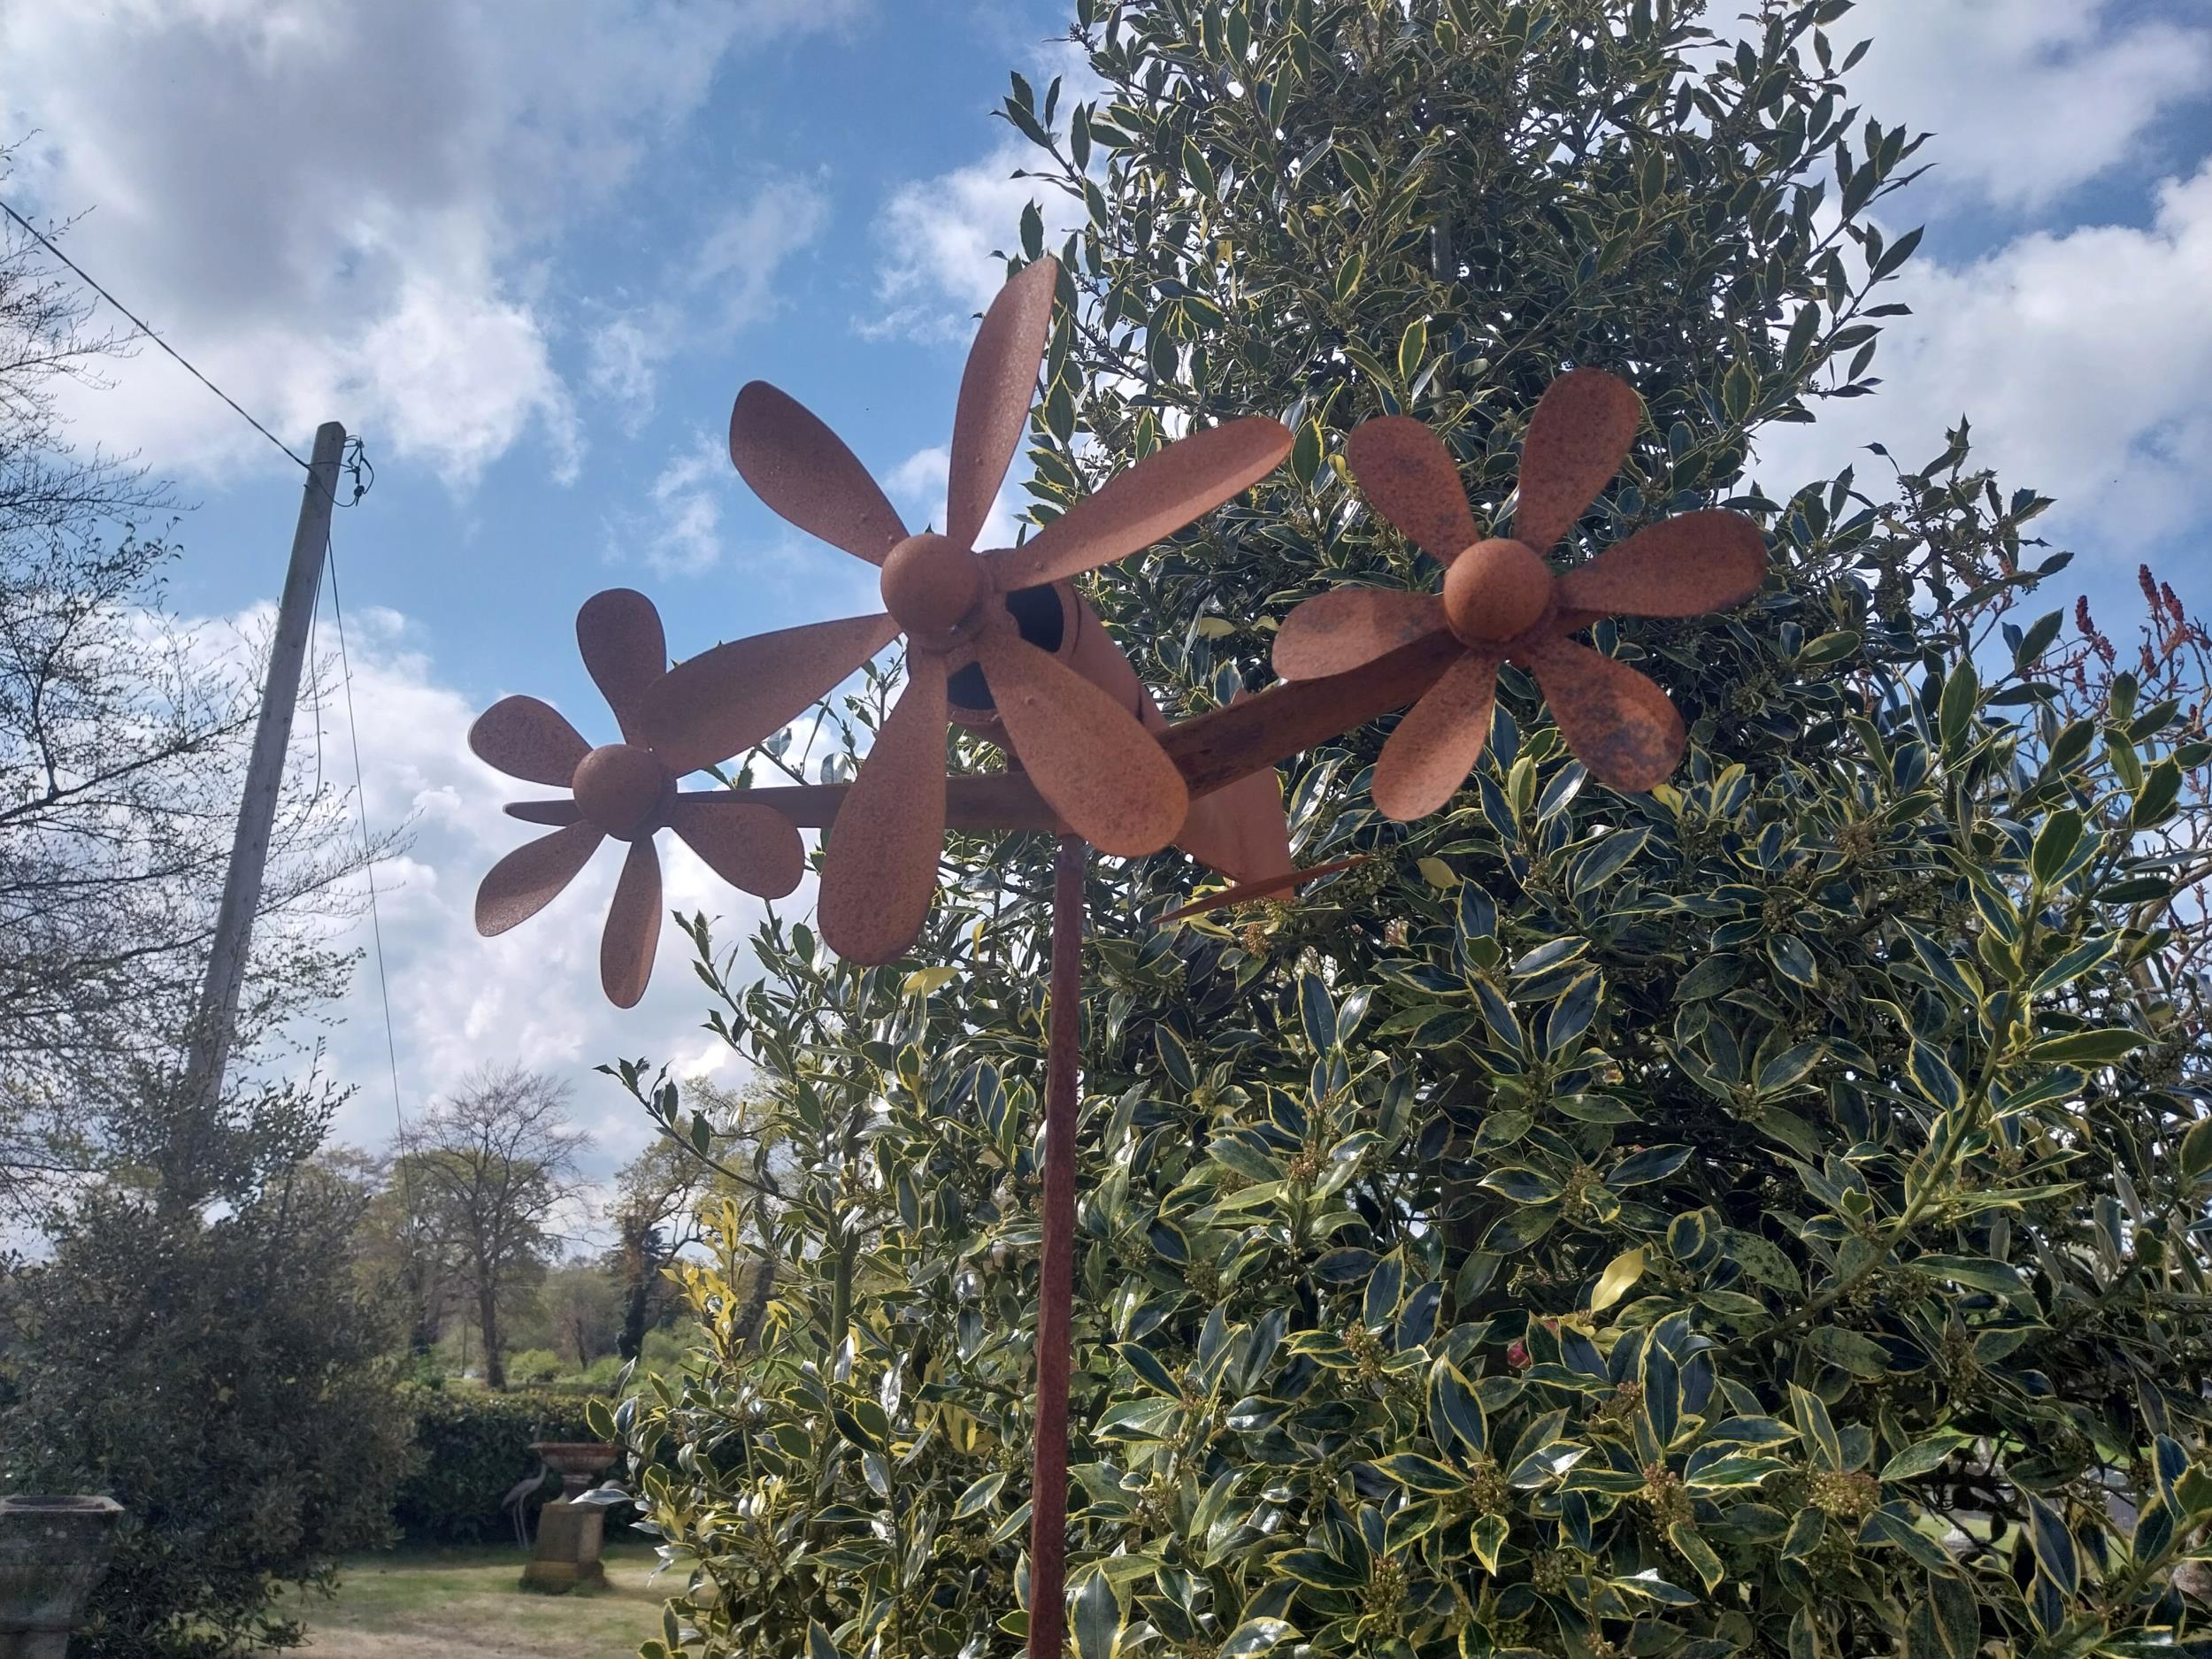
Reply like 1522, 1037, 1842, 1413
867, 141, 1047, 342
1755, 160, 2212, 556
0, 0, 858, 486
612, 431, 733, 575
886, 442, 1021, 549
1819, 0, 2212, 214
692, 177, 833, 331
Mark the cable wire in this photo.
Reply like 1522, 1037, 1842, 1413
325, 530, 407, 1133
1, 193, 313, 471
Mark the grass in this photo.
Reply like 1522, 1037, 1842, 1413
282, 1539, 667, 1658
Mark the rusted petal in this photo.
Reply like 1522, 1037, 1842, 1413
972, 623, 1188, 857
469, 695, 589, 787
475, 821, 603, 936
728, 381, 908, 565
1176, 748, 1293, 884
818, 653, 949, 964
948, 257, 1057, 550
576, 588, 667, 743
1273, 588, 1447, 680
1345, 416, 1479, 564
987, 417, 1292, 591
1160, 855, 1364, 922
505, 799, 582, 826
640, 611, 900, 776
1372, 650, 1498, 822
1515, 367, 1643, 555
671, 797, 805, 900
1555, 510, 1768, 618
600, 838, 664, 1008
1527, 634, 1686, 792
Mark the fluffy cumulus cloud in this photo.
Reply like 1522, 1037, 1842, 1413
278, 601, 790, 1171
0, 0, 853, 486
1829, 0, 2212, 215
1756, 160, 2212, 557
864, 38, 1104, 341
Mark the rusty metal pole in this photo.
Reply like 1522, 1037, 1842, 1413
1027, 833, 1085, 1659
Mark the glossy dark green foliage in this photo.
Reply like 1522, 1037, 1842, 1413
615, 4, 2212, 1657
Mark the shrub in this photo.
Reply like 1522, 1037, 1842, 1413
2, 1179, 413, 1657
391, 1385, 609, 1544
508, 1347, 566, 1386
612, 4, 2212, 1659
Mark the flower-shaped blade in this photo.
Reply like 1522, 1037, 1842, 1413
949, 257, 1056, 549
1526, 634, 1686, 793
642, 612, 902, 778
988, 418, 1292, 592
1513, 367, 1644, 555
472, 589, 804, 1007
1372, 650, 1499, 821
728, 382, 908, 564
1276, 368, 1765, 815
477, 821, 604, 935
577, 588, 667, 743
471, 696, 588, 787
1272, 588, 1447, 680
1343, 416, 1479, 564
1555, 510, 1767, 619
818, 652, 950, 964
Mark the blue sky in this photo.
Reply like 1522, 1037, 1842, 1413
4, 0, 2210, 1193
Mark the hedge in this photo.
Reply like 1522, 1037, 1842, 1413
391, 1385, 614, 1544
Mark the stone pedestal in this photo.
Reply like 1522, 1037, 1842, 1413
522, 1500, 605, 1592
518, 1440, 618, 1594
0, 1496, 122, 1659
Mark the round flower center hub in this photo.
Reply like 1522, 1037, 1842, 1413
880, 532, 986, 644
1444, 538, 1554, 645
572, 743, 672, 840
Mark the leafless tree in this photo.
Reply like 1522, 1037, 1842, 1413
395, 1064, 588, 1389
0, 147, 390, 1215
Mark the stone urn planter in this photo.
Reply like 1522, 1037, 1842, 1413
520, 1442, 619, 1594
0, 1496, 122, 1659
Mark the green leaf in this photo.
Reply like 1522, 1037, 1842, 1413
2014, 609, 2062, 669
1675, 954, 1743, 1001
2027, 1028, 2144, 1066
1805, 1326, 1890, 1379
1591, 1247, 1646, 1313
1483, 1166, 1563, 1203
1372, 1452, 1464, 1494
1427, 1358, 1487, 1454
1273, 1549, 1363, 1590
2181, 1118, 2212, 1184
1471, 1513, 1508, 1575
1668, 1521, 1725, 1590
1607, 1145, 1690, 1187
2133, 757, 2183, 829
1907, 1041, 1964, 1114
1218, 1619, 1296, 1659
953, 1471, 1006, 1517
809, 1620, 841, 1659
1768, 933, 1816, 987
1911, 1254, 2028, 1297
1299, 972, 1338, 1051
2026, 1494, 2079, 1597
1938, 660, 1978, 754
1396, 319, 1425, 385
1073, 1570, 1123, 1659
2030, 810, 2084, 886
1879, 1431, 1970, 1482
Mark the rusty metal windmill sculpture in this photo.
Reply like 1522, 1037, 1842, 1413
465, 265, 1769, 1655
469, 588, 803, 1007
1271, 368, 1768, 817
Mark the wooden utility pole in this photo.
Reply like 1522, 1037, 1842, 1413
179, 420, 348, 1118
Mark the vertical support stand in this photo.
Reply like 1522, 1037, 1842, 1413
1027, 834, 1085, 1659
178, 422, 348, 1130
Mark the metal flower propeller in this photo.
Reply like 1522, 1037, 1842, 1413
639, 255, 1291, 963
469, 588, 804, 1007
1272, 368, 1767, 818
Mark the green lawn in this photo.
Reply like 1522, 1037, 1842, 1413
285, 1540, 667, 1658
